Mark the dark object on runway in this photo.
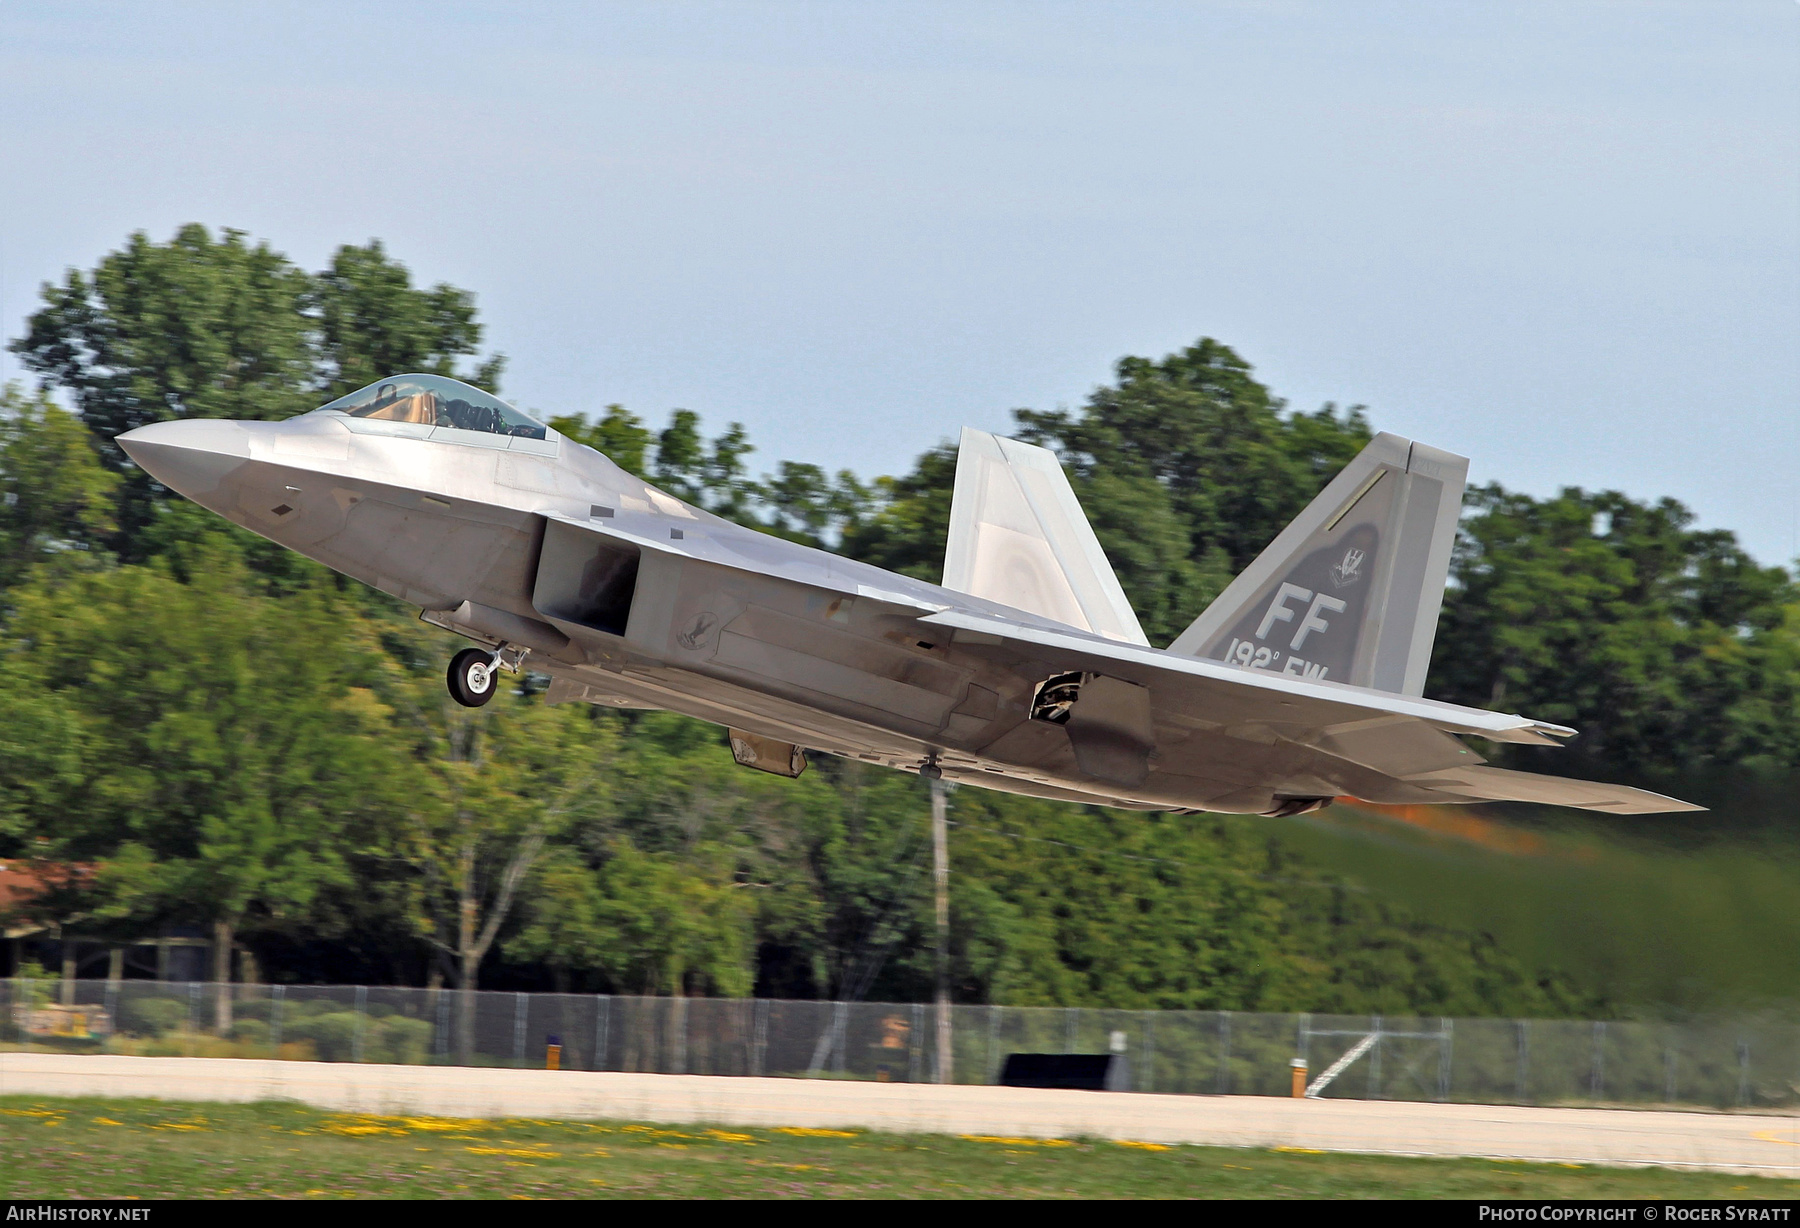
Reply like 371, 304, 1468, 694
998, 1053, 1131, 1091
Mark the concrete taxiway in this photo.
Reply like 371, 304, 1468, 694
3, 1053, 1796, 1177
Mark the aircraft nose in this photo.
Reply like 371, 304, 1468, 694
116, 418, 253, 500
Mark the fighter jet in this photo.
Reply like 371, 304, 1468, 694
116, 372, 1699, 816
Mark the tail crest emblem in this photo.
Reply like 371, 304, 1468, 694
1330, 548, 1365, 589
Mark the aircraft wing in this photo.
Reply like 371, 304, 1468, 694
1390, 765, 1702, 814
919, 607, 1573, 745
918, 608, 1703, 814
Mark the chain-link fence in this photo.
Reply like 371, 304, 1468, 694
4, 978, 1794, 1111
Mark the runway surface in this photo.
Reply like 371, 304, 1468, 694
4, 1053, 1798, 1177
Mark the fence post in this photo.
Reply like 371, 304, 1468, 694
1438, 1017, 1453, 1102
271, 984, 285, 1054
909, 1002, 923, 1084
752, 998, 768, 1077
434, 989, 449, 1061
187, 981, 201, 1036
1217, 1011, 1232, 1095
513, 992, 528, 1065
353, 985, 367, 1063
601, 986, 615, 1065
831, 1001, 846, 1075
1590, 1021, 1606, 1099
1515, 1019, 1529, 1103
986, 1006, 1001, 1085
1140, 1010, 1155, 1094
1664, 1041, 1677, 1104
103, 978, 119, 1043
1066, 1006, 1077, 1054
1737, 1040, 1751, 1107
10, 976, 30, 1054
1368, 1015, 1383, 1099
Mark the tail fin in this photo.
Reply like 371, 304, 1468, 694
1167, 433, 1467, 695
943, 427, 1149, 645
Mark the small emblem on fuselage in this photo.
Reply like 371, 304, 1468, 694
1330, 548, 1364, 588
678, 611, 720, 651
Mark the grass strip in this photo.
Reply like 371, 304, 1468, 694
1, 1095, 1793, 1200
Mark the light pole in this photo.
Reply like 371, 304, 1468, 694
931, 775, 952, 1084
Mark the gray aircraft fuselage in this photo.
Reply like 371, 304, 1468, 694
116, 379, 1698, 818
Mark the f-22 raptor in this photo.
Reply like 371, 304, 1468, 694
118, 373, 1699, 816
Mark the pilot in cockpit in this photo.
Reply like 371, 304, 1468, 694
312, 374, 549, 440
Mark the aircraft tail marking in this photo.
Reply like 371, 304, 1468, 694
1167, 432, 1467, 696
943, 428, 1149, 645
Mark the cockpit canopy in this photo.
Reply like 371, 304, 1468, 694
314, 374, 548, 441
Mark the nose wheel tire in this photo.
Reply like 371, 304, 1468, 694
448, 647, 500, 707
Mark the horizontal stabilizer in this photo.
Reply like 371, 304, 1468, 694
1405, 765, 1705, 814
1169, 432, 1467, 695
943, 428, 1148, 645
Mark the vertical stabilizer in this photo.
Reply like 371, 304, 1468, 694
943, 428, 1149, 645
1167, 432, 1467, 695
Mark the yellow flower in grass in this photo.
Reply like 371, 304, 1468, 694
961, 1135, 1074, 1147
325, 1123, 407, 1137
400, 1116, 491, 1132
465, 1145, 558, 1159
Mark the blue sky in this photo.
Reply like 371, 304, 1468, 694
3, 1, 1796, 561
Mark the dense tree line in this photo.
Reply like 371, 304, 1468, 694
1, 224, 1792, 1016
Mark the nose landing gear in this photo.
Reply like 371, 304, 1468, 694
447, 647, 498, 707
447, 644, 530, 708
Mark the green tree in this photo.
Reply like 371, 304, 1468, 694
650, 410, 761, 519
838, 443, 960, 582
0, 650, 88, 861
383, 671, 614, 1052
5, 547, 403, 1029
1431, 485, 1800, 773
1016, 341, 1371, 574
549, 405, 654, 477
311, 239, 504, 398
9, 225, 317, 456
0, 384, 119, 586
651, 409, 707, 502
938, 788, 1592, 1016
591, 840, 754, 997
